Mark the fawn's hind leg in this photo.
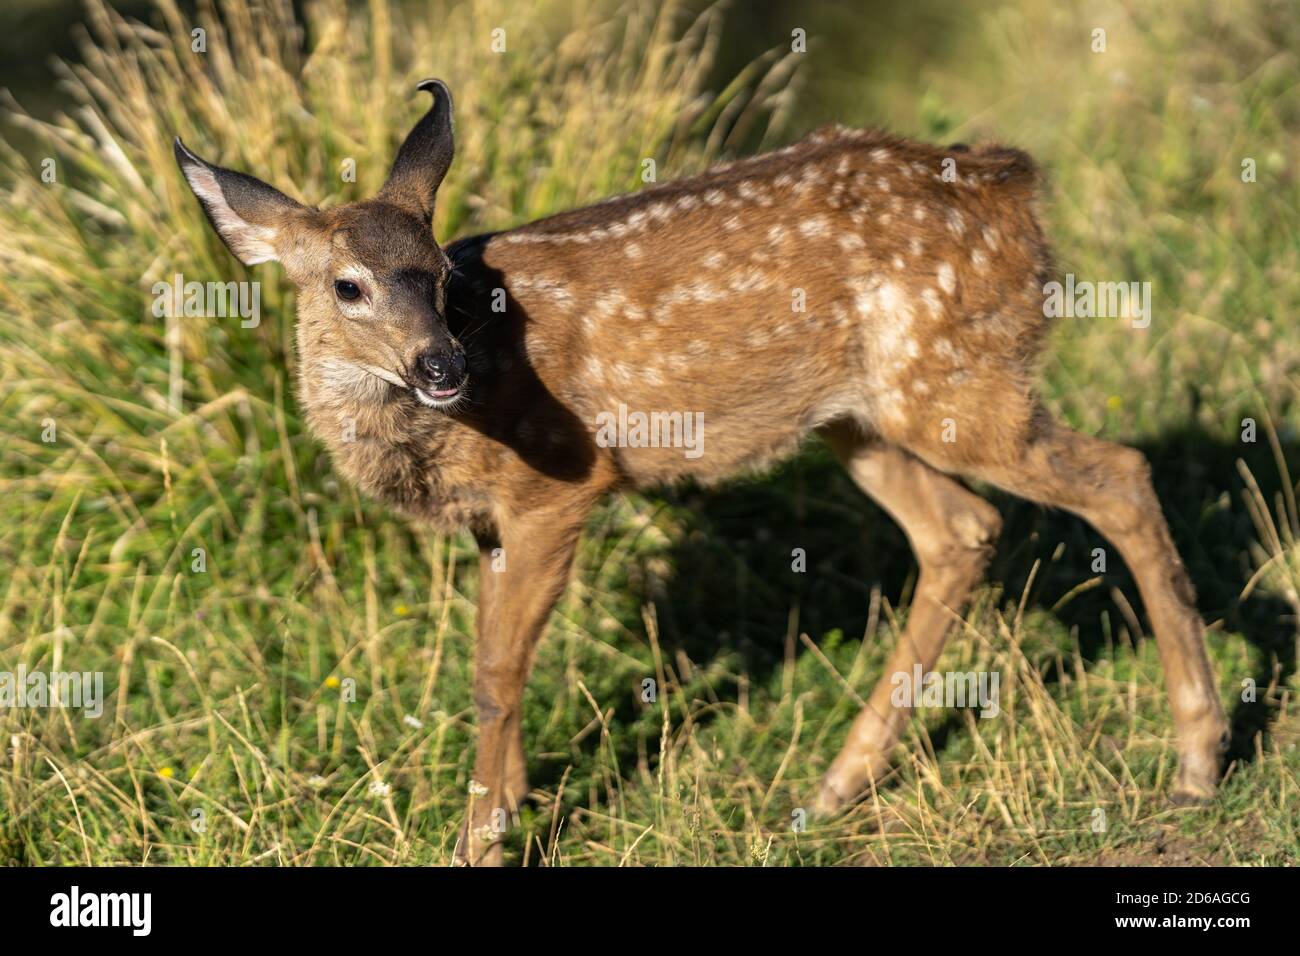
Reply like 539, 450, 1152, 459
813, 421, 1001, 814
943, 411, 1229, 801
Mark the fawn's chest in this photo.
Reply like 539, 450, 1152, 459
307, 400, 496, 531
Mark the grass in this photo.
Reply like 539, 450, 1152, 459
0, 0, 1297, 866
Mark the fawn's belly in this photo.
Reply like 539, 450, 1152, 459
559, 297, 865, 485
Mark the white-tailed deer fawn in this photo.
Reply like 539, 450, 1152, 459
176, 80, 1229, 866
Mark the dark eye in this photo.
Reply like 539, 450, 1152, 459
334, 279, 362, 301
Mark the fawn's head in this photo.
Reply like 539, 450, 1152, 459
175, 80, 468, 410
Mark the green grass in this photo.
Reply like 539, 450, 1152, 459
0, 0, 1297, 865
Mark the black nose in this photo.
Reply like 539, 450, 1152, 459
418, 349, 467, 386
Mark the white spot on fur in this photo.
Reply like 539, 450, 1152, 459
511, 275, 574, 304
937, 262, 956, 295
879, 387, 906, 423
921, 287, 943, 318
798, 216, 830, 238
867, 281, 921, 386
794, 166, 825, 195
728, 268, 768, 293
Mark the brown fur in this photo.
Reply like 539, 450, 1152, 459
177, 87, 1229, 866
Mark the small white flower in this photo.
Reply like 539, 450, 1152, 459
468, 779, 489, 797
368, 779, 391, 797
307, 774, 327, 790
473, 825, 497, 844
402, 714, 423, 730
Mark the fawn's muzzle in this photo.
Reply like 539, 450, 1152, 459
411, 347, 467, 406
418, 349, 466, 386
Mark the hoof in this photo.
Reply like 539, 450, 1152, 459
810, 784, 848, 820
454, 823, 506, 867
810, 771, 873, 818
1169, 787, 1215, 808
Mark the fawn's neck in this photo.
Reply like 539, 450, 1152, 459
297, 362, 500, 530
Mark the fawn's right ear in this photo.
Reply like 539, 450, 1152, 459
174, 138, 305, 265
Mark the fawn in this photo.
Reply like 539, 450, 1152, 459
176, 80, 1229, 865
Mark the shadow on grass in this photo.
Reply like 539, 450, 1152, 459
540, 422, 1296, 813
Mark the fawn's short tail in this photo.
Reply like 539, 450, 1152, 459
976, 145, 1040, 186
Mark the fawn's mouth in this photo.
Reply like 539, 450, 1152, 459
359, 365, 464, 409
412, 385, 462, 408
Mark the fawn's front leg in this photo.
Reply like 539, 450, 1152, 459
457, 516, 583, 867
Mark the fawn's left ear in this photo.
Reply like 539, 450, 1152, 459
174, 138, 305, 265
379, 79, 455, 223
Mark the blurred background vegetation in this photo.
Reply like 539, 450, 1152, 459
0, 0, 970, 143
0, 0, 1296, 865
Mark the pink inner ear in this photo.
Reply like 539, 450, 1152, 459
185, 164, 279, 265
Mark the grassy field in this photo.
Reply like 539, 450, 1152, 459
0, 0, 1297, 866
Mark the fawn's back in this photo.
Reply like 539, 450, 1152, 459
461, 125, 1055, 487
